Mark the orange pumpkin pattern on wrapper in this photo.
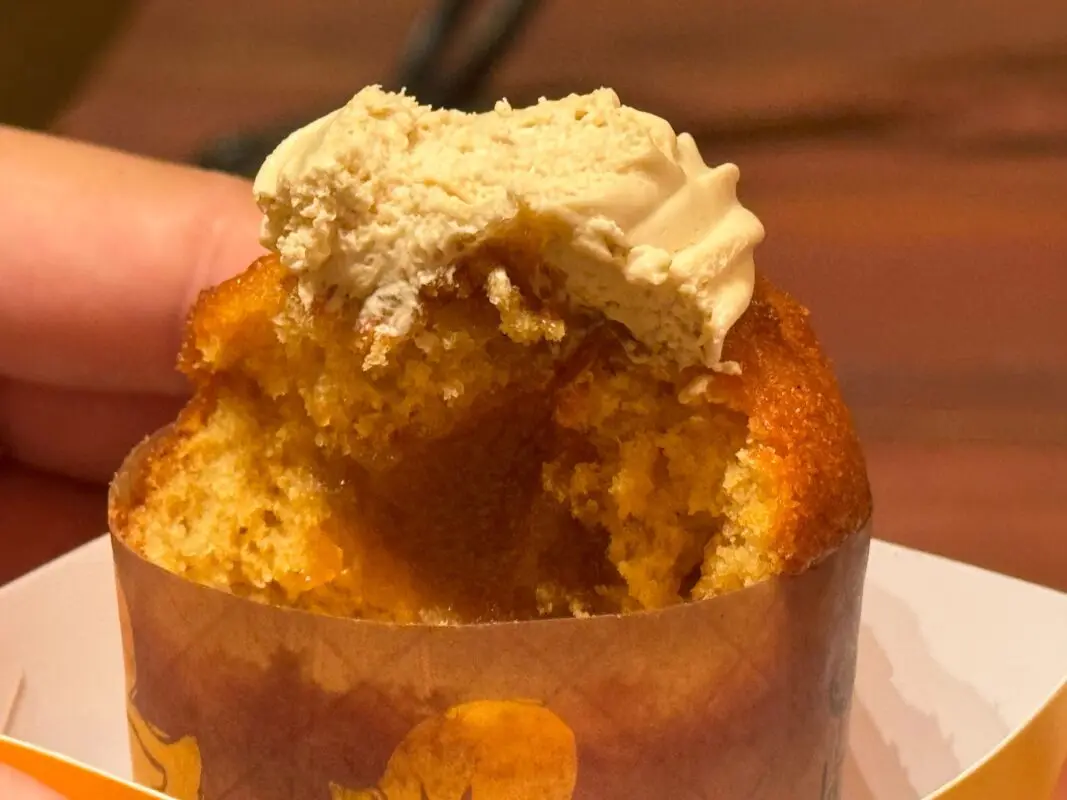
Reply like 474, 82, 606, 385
116, 580, 204, 800
331, 700, 578, 800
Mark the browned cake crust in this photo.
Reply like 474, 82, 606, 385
111, 251, 870, 622
717, 275, 872, 572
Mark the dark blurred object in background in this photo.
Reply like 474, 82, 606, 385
1, 0, 543, 178
0, 0, 137, 130
197, 0, 543, 177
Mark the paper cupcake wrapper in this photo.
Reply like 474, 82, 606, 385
109, 432, 871, 800
4, 682, 1065, 799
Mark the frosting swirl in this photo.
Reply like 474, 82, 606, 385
254, 86, 764, 369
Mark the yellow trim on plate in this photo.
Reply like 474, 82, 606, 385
0, 735, 164, 799
931, 679, 1067, 799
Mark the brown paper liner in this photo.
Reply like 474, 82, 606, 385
110, 433, 870, 800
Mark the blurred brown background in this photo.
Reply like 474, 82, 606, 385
3, 0, 1066, 589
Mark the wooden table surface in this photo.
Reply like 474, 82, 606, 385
3, 0, 1065, 590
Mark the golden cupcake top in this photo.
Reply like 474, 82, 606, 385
253, 87, 764, 370
113, 85, 870, 626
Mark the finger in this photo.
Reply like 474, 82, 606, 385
0, 125, 264, 395
0, 379, 181, 483
0, 464, 104, 585
0, 764, 69, 799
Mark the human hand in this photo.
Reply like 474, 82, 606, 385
0, 126, 263, 580
0, 764, 67, 799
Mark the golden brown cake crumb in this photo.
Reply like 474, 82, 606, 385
112, 239, 870, 623
111, 88, 870, 623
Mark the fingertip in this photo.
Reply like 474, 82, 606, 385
0, 127, 265, 394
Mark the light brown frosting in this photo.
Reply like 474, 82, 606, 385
253, 87, 765, 369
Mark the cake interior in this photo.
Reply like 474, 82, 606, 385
119, 236, 790, 623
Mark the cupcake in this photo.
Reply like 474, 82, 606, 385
109, 87, 871, 800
